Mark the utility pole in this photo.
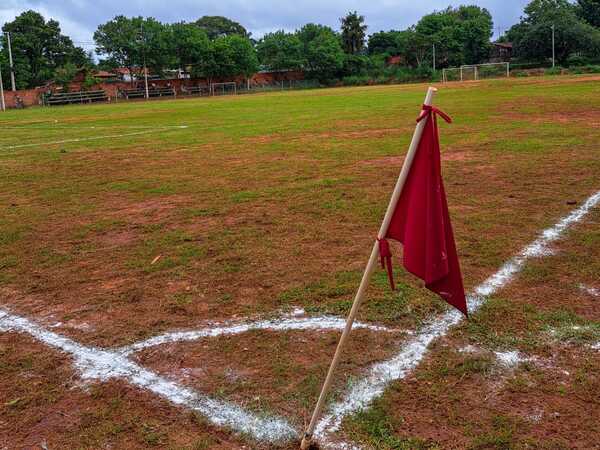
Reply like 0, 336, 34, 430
0, 62, 6, 111
432, 43, 436, 72
140, 22, 149, 100
551, 24, 555, 68
6, 32, 16, 91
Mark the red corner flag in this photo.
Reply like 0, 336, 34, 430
378, 104, 468, 316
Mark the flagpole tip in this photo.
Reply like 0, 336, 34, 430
429, 86, 438, 92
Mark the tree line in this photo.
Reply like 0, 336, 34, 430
1, 0, 600, 90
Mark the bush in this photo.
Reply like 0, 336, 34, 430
341, 75, 371, 86
565, 54, 591, 67
544, 67, 562, 75
570, 64, 600, 74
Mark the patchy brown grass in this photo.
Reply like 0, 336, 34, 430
0, 75, 599, 447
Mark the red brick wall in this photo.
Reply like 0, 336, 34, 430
2, 87, 46, 108
1, 70, 306, 109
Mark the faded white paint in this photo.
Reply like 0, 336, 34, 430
0, 190, 599, 447
579, 284, 599, 298
0, 309, 296, 443
1, 126, 188, 150
119, 313, 394, 355
314, 189, 600, 442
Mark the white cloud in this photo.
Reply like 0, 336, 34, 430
1, 0, 530, 47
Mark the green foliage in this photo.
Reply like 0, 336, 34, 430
342, 53, 372, 76
95, 16, 174, 78
346, 399, 440, 449
256, 30, 304, 71
53, 62, 78, 90
340, 11, 368, 54
195, 16, 249, 40
576, 0, 600, 27
415, 5, 493, 67
297, 24, 345, 81
1, 10, 89, 89
170, 22, 211, 73
210, 34, 258, 79
83, 71, 101, 90
94, 16, 144, 78
506, 0, 600, 64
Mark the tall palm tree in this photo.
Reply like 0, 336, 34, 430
340, 11, 368, 54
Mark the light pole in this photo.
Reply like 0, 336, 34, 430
0, 63, 6, 111
140, 22, 149, 100
432, 43, 436, 72
6, 32, 16, 91
551, 24, 555, 68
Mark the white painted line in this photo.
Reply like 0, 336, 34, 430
0, 126, 188, 150
579, 283, 599, 298
314, 189, 600, 442
494, 350, 529, 367
120, 314, 394, 355
0, 308, 296, 443
1, 125, 189, 130
1, 190, 599, 448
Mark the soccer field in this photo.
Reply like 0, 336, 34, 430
1, 76, 599, 449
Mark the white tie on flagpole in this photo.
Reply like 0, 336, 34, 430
300, 86, 438, 450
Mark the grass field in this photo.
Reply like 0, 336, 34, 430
0, 75, 599, 449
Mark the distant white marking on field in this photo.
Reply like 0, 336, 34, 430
0, 308, 295, 443
1, 126, 188, 150
119, 313, 393, 355
314, 189, 600, 443
2, 124, 188, 130
579, 283, 599, 298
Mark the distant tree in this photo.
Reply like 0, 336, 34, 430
506, 0, 600, 63
576, 0, 600, 27
209, 35, 258, 80
196, 16, 249, 40
171, 22, 211, 75
297, 24, 345, 81
340, 11, 368, 54
368, 31, 401, 55
139, 18, 174, 76
415, 5, 493, 67
1, 10, 88, 89
171, 22, 211, 68
95, 16, 173, 81
256, 30, 304, 71
94, 16, 143, 82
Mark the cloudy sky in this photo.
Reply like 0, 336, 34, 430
1, 0, 528, 51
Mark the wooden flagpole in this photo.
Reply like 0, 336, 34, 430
300, 86, 438, 450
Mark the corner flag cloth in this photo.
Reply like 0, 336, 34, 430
378, 104, 468, 316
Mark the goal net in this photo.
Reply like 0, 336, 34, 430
210, 82, 237, 96
442, 62, 509, 82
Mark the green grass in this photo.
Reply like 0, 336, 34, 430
1, 75, 600, 448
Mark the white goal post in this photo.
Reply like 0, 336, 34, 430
210, 82, 237, 96
442, 62, 509, 82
